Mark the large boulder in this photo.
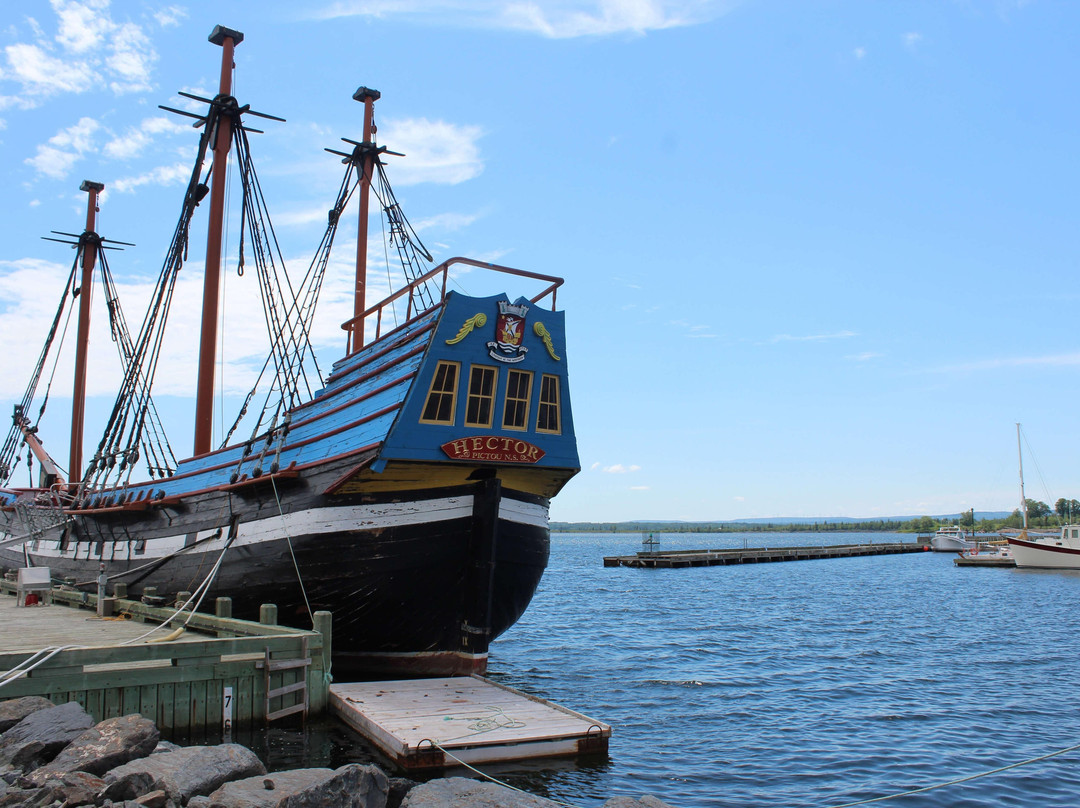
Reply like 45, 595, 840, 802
206, 763, 388, 808
101, 743, 265, 805
400, 777, 562, 808
602, 798, 677, 808
0, 701, 94, 771
0, 697, 56, 734
21, 712, 160, 786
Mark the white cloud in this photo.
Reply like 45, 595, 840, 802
4, 42, 95, 96
54, 0, 114, 53
846, 352, 881, 362
603, 463, 642, 473
153, 6, 187, 27
110, 162, 191, 193
310, 0, 737, 38
103, 116, 187, 159
903, 31, 923, 48
106, 22, 156, 93
853, 46, 866, 60
25, 116, 101, 179
381, 117, 484, 185
629, 485, 649, 490
765, 330, 857, 344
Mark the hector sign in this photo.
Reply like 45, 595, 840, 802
441, 436, 546, 464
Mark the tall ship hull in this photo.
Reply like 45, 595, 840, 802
1008, 529, 1080, 570
0, 27, 578, 678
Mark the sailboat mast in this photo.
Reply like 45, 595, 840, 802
69, 179, 105, 487
1017, 422, 1028, 530
193, 25, 244, 457
350, 86, 380, 355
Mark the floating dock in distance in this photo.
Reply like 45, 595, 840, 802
954, 554, 1016, 568
603, 542, 926, 568
330, 676, 610, 770
0, 579, 330, 732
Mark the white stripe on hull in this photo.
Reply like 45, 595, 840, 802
3, 493, 550, 563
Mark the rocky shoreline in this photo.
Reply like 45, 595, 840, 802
0, 697, 673, 808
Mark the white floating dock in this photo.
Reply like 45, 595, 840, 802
329, 675, 611, 770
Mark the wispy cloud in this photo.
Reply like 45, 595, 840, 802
602, 464, 641, 473
103, 117, 188, 160
764, 330, 857, 345
932, 353, 1080, 373
309, 1, 740, 38
380, 118, 484, 185
846, 351, 882, 362
853, 46, 866, 60
903, 31, 923, 49
111, 162, 191, 193
24, 116, 101, 179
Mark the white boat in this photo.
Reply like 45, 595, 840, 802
931, 526, 974, 552
1009, 525, 1080, 569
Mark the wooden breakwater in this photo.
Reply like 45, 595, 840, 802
603, 542, 927, 568
0, 579, 330, 732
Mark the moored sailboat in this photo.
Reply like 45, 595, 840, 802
0, 26, 579, 677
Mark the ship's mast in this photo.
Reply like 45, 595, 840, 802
1017, 422, 1028, 532
69, 179, 105, 486
350, 87, 380, 355
193, 25, 244, 457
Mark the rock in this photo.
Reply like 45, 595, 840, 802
187, 797, 211, 808
205, 768, 332, 808
277, 764, 388, 808
22, 713, 160, 786
0, 701, 94, 771
153, 741, 182, 755
0, 770, 104, 807
101, 743, 265, 805
387, 777, 417, 808
136, 789, 170, 807
602, 798, 677, 808
0, 698, 56, 734
400, 777, 562, 808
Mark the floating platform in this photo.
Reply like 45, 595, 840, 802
604, 542, 926, 568
954, 554, 1016, 568
0, 579, 329, 731
329, 676, 610, 770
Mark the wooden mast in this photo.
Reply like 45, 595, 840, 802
69, 179, 105, 487
350, 86, 380, 355
193, 25, 244, 457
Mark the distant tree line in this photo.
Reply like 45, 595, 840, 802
553, 500, 1080, 535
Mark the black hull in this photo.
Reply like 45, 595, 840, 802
0, 462, 549, 678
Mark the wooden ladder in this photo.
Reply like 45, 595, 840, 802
260, 637, 311, 724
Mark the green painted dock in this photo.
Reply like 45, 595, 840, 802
0, 579, 330, 732
603, 542, 927, 568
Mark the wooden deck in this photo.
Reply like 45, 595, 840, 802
604, 542, 926, 568
330, 676, 610, 770
0, 582, 330, 731
954, 554, 1016, 567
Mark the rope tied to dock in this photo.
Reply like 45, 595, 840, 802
416, 738, 585, 808
825, 740, 1080, 807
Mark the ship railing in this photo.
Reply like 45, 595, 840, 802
342, 257, 564, 355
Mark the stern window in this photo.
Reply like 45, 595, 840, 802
502, 370, 533, 430
420, 361, 460, 424
465, 365, 498, 427
536, 374, 561, 434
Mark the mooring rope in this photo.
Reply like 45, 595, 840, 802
271, 474, 313, 626
825, 741, 1080, 807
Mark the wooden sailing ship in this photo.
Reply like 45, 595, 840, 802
0, 25, 579, 678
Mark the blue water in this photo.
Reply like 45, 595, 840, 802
475, 532, 1080, 808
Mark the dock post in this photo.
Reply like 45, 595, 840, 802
95, 563, 107, 617
113, 582, 127, 599
215, 597, 232, 618
312, 610, 332, 711
259, 604, 278, 626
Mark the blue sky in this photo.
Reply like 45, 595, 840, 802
1, 0, 1077, 522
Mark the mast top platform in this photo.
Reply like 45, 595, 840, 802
353, 87, 381, 103
209, 25, 244, 47
79, 180, 105, 193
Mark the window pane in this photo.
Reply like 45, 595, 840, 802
465, 366, 497, 427
537, 374, 561, 433
421, 361, 458, 424
503, 370, 532, 430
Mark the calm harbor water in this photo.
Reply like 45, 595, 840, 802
262, 532, 1080, 807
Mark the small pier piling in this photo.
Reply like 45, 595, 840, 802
603, 542, 926, 568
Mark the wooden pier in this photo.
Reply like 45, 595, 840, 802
0, 579, 330, 732
954, 554, 1015, 568
603, 542, 927, 568
330, 676, 610, 770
